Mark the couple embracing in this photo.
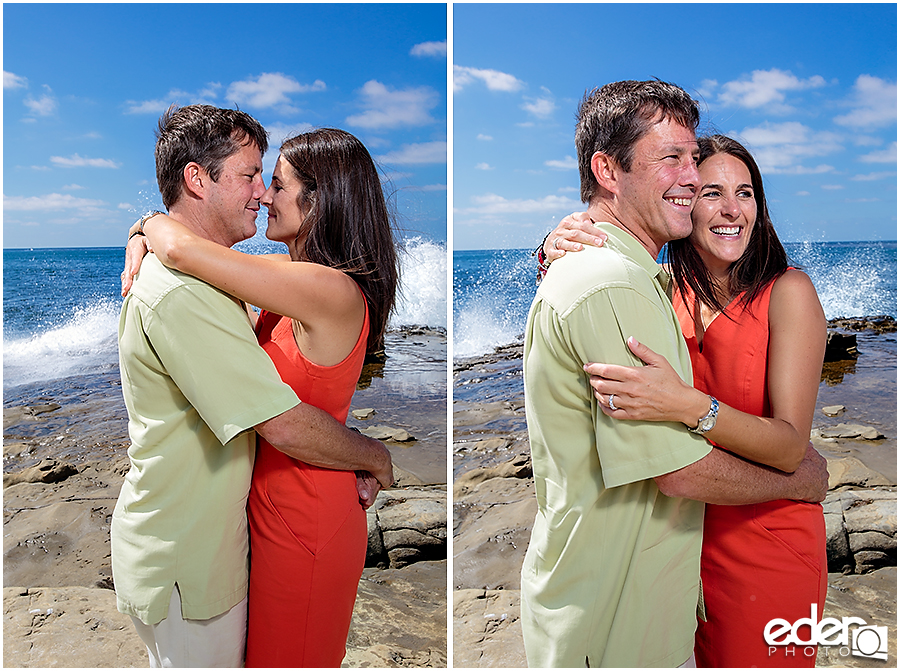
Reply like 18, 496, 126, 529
114, 104, 398, 667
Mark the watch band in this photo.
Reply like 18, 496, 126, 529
689, 396, 719, 434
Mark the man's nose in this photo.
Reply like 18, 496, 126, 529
252, 174, 266, 199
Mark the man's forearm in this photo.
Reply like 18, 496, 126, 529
654, 444, 827, 505
256, 403, 393, 487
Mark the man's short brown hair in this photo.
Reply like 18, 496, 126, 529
155, 105, 268, 210
575, 80, 699, 203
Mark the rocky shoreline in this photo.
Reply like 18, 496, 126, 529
453, 318, 896, 668
3, 330, 448, 668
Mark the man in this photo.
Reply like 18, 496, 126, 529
520, 81, 828, 667
113, 104, 392, 667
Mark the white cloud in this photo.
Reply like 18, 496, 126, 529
226, 73, 324, 112
545, 155, 577, 170
125, 82, 224, 113
346, 80, 439, 129
716, 69, 826, 112
4, 71, 27, 90
24, 88, 58, 116
850, 171, 896, 181
376, 140, 446, 165
62, 184, 85, 190
796, 191, 811, 197
453, 65, 524, 93
411, 41, 446, 58
834, 75, 897, 129
522, 95, 556, 119
4, 193, 108, 211
50, 154, 120, 169
477, 134, 493, 141
460, 192, 582, 216
739, 121, 842, 174
264, 122, 316, 148
696, 79, 718, 101
118, 202, 133, 209
409, 184, 447, 192
475, 163, 492, 171
168, 83, 222, 105
859, 142, 897, 164
125, 98, 172, 114
821, 184, 844, 190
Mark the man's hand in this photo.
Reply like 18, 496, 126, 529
793, 443, 830, 503
356, 470, 383, 510
256, 404, 395, 490
543, 211, 606, 263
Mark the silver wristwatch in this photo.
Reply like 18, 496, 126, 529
689, 396, 719, 434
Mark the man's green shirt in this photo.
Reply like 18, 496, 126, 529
521, 223, 712, 667
113, 254, 299, 625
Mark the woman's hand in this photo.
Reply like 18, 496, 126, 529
121, 224, 152, 297
583, 336, 711, 426
543, 211, 607, 263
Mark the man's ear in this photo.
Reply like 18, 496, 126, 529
590, 151, 619, 196
182, 162, 206, 199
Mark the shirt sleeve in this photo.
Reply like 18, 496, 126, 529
145, 281, 300, 445
565, 285, 712, 489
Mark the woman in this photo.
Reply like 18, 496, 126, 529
542, 135, 827, 667
126, 128, 398, 667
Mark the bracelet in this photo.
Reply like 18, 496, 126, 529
128, 229, 145, 240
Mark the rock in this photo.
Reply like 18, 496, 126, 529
345, 561, 447, 668
823, 495, 852, 574
827, 316, 897, 334
366, 487, 446, 568
848, 531, 894, 554
817, 568, 897, 668
25, 403, 62, 417
853, 550, 891, 574
351, 408, 375, 420
3, 586, 145, 668
823, 489, 896, 575
453, 589, 526, 668
825, 456, 893, 489
824, 331, 858, 361
842, 490, 897, 536
360, 424, 415, 442
820, 423, 885, 440
453, 454, 532, 498
454, 474, 535, 591
3, 459, 79, 488
822, 405, 846, 417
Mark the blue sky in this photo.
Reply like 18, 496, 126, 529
3, 3, 447, 249
453, 3, 897, 250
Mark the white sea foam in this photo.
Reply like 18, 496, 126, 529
391, 237, 448, 330
4, 299, 121, 388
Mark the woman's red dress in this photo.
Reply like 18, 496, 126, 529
244, 305, 369, 668
673, 278, 827, 668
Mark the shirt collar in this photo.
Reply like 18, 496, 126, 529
590, 222, 669, 292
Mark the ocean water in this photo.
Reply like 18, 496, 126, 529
3, 237, 447, 392
453, 241, 897, 360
